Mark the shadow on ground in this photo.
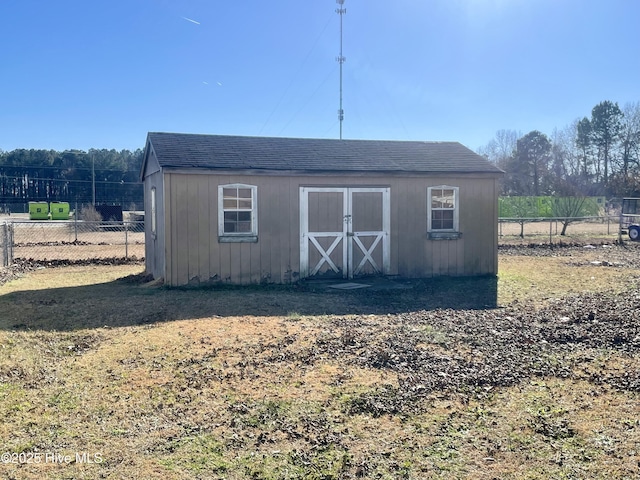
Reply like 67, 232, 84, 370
0, 274, 498, 331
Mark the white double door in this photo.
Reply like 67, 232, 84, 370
300, 187, 390, 279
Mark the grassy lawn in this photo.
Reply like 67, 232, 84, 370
0, 245, 639, 479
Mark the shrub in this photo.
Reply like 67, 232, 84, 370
78, 204, 103, 222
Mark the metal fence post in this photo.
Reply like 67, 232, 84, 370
124, 221, 128, 259
619, 212, 623, 243
9, 223, 13, 264
1, 222, 6, 267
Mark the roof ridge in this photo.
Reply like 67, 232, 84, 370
148, 132, 463, 145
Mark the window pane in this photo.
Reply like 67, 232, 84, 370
223, 205, 253, 233
431, 189, 443, 209
150, 188, 156, 234
220, 186, 255, 235
442, 190, 455, 208
432, 209, 454, 230
431, 210, 441, 230
238, 199, 252, 209
236, 221, 252, 233
430, 187, 456, 231
223, 198, 237, 209
223, 187, 237, 197
441, 210, 453, 229
431, 189, 455, 209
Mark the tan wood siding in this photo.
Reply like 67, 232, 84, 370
286, 178, 299, 282
186, 176, 200, 283
391, 177, 408, 276
491, 178, 499, 274
269, 179, 285, 282
165, 173, 175, 284
143, 167, 165, 280
258, 180, 273, 282
174, 174, 189, 285
412, 178, 429, 278
161, 172, 499, 285
143, 149, 161, 177
460, 179, 490, 275
196, 175, 211, 282
398, 177, 426, 278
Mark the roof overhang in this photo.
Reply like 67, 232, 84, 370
159, 166, 505, 178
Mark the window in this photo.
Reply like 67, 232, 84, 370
150, 187, 157, 237
428, 186, 459, 233
218, 184, 258, 242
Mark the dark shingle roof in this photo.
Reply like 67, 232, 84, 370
145, 132, 503, 175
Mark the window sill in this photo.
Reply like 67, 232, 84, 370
219, 235, 258, 243
428, 232, 462, 240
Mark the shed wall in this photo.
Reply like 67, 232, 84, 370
144, 168, 165, 280
162, 172, 499, 285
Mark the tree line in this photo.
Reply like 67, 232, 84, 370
0, 148, 144, 211
478, 100, 640, 199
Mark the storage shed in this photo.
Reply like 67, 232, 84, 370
141, 132, 503, 286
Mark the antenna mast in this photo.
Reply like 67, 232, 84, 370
336, 0, 346, 139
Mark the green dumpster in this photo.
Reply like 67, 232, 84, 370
29, 201, 49, 220
50, 201, 70, 220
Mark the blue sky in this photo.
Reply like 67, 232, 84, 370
1, 0, 639, 153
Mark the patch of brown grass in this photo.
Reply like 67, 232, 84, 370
0, 247, 639, 478
498, 254, 637, 305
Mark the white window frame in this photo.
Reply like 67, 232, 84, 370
427, 185, 459, 233
150, 187, 157, 237
218, 183, 258, 242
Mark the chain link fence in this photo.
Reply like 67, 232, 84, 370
498, 215, 622, 240
0, 215, 631, 266
1, 220, 144, 264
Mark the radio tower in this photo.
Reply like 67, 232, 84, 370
336, 0, 346, 139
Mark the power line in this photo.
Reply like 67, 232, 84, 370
277, 65, 338, 136
0, 164, 141, 174
0, 175, 141, 186
258, 13, 335, 136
